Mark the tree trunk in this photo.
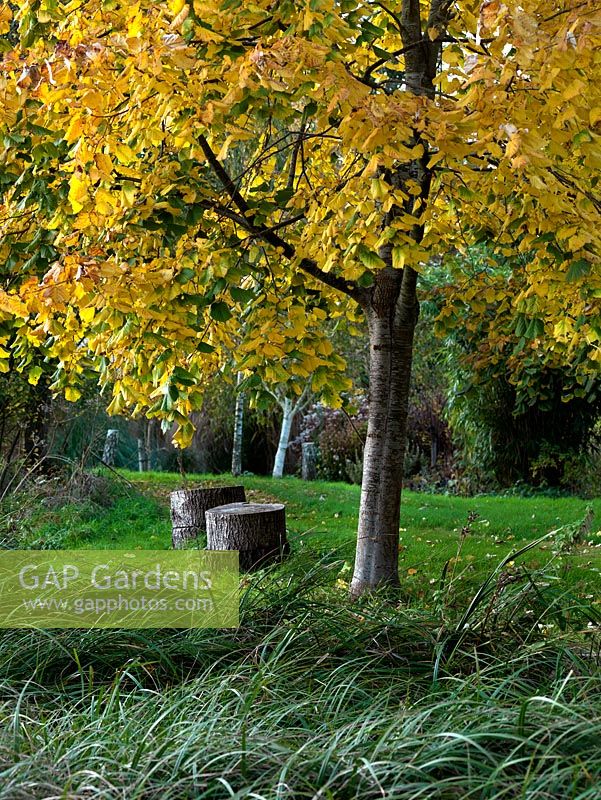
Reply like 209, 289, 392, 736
145, 418, 155, 470
272, 396, 294, 478
137, 437, 149, 472
349, 267, 418, 598
171, 485, 246, 548
301, 441, 317, 480
231, 372, 244, 477
346, 2, 437, 594
206, 502, 288, 570
102, 429, 120, 466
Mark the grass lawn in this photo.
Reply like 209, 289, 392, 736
23, 469, 601, 600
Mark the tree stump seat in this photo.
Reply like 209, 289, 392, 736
170, 485, 246, 548
205, 502, 288, 571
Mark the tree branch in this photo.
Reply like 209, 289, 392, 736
197, 135, 362, 301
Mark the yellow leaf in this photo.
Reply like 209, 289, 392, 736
563, 80, 585, 101
68, 173, 88, 213
65, 116, 84, 144
170, 4, 189, 29
217, 135, 233, 162
554, 319, 571, 338
80, 306, 95, 324
81, 90, 104, 111
121, 183, 137, 207
0, 291, 28, 317
95, 188, 116, 215
172, 421, 195, 448
505, 135, 521, 159
95, 153, 114, 175
569, 232, 590, 251
28, 366, 43, 385
311, 370, 328, 391
392, 247, 405, 269
370, 178, 388, 200
65, 387, 82, 402
127, 8, 143, 38
0, 6, 12, 35
113, 143, 136, 164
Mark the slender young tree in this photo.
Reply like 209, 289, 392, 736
270, 383, 311, 479
231, 372, 245, 477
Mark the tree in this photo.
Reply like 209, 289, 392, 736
269, 383, 311, 478
0, 0, 600, 595
434, 248, 601, 488
231, 372, 245, 477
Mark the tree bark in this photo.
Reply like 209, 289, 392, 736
102, 429, 120, 466
301, 442, 317, 480
272, 396, 294, 478
348, 0, 451, 596
349, 267, 419, 598
171, 485, 246, 548
231, 372, 244, 477
137, 437, 149, 472
206, 502, 288, 570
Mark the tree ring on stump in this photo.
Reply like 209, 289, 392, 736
205, 502, 289, 571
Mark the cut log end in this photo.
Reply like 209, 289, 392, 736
206, 502, 288, 571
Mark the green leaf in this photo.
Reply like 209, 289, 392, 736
372, 44, 391, 59
238, 373, 261, 391
212, 277, 227, 296
175, 267, 196, 284
197, 341, 215, 354
356, 244, 385, 270
525, 318, 544, 338
515, 315, 527, 337
172, 366, 196, 386
274, 187, 294, 205
210, 301, 232, 322
566, 258, 590, 282
230, 286, 254, 304
357, 271, 374, 288
573, 130, 592, 146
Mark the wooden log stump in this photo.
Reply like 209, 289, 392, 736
170, 486, 246, 549
206, 502, 288, 571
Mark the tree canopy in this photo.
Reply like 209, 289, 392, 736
1, 0, 599, 443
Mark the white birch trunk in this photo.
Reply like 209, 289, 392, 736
231, 372, 244, 477
102, 429, 119, 467
272, 396, 294, 479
